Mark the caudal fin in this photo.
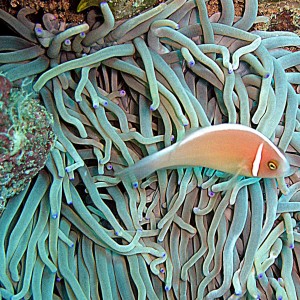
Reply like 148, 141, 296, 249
115, 148, 171, 187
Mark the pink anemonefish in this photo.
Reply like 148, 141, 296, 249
115, 124, 290, 186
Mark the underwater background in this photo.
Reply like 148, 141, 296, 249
0, 0, 300, 299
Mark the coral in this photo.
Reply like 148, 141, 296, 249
0, 76, 55, 212
0, 1, 300, 300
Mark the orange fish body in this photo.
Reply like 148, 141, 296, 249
116, 124, 290, 186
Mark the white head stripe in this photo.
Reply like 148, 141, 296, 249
252, 143, 264, 176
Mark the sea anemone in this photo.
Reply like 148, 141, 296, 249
0, 1, 300, 299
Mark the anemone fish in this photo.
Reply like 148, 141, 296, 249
115, 124, 290, 185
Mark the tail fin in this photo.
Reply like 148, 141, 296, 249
115, 148, 171, 187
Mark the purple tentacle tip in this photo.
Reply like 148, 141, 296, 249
235, 291, 242, 296
103, 101, 108, 106
162, 252, 166, 258
193, 207, 200, 213
119, 90, 126, 96
35, 27, 43, 34
258, 273, 263, 279
106, 164, 113, 170
208, 191, 215, 197
264, 73, 270, 79
289, 243, 294, 249
228, 69, 233, 74
189, 61, 195, 67
52, 213, 58, 219
160, 268, 165, 273
278, 297, 283, 300
100, 2, 107, 6
56, 277, 62, 282
115, 231, 119, 236
176, 24, 180, 30
80, 32, 86, 38
64, 39, 71, 46
150, 104, 156, 111
171, 135, 175, 142
93, 104, 99, 109
165, 286, 170, 292
132, 182, 139, 189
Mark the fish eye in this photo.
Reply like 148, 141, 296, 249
268, 161, 277, 170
